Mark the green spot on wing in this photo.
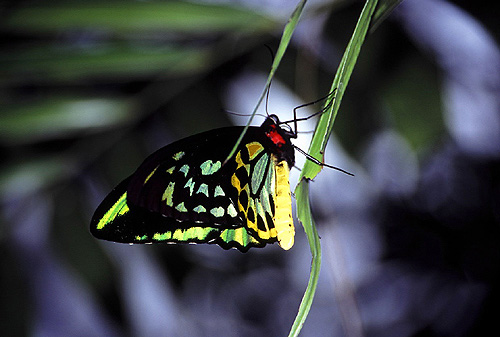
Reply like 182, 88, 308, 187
177, 227, 211, 240
184, 177, 195, 196
214, 185, 225, 197
148, 225, 264, 251
172, 151, 185, 161
175, 202, 188, 212
162, 181, 175, 206
179, 164, 189, 177
210, 206, 225, 217
220, 227, 260, 248
153, 227, 215, 242
200, 160, 221, 175
193, 205, 206, 213
251, 153, 268, 194
196, 183, 209, 197
227, 203, 238, 217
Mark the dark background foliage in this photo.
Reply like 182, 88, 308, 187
1, 0, 499, 336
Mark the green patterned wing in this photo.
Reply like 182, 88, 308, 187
91, 177, 267, 252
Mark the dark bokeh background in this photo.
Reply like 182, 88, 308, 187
1, 0, 499, 336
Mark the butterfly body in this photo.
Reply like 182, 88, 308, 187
91, 115, 295, 252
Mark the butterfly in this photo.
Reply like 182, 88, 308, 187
90, 114, 297, 252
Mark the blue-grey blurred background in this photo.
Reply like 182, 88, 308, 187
1, 0, 499, 336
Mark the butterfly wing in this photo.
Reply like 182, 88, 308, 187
90, 125, 294, 252
90, 177, 266, 251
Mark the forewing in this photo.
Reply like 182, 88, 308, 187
90, 127, 282, 251
90, 177, 268, 252
126, 128, 245, 227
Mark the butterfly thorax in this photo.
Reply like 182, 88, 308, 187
261, 115, 295, 169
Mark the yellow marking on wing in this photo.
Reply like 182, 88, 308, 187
231, 173, 241, 191
172, 228, 184, 240
97, 192, 129, 230
172, 151, 185, 161
178, 227, 205, 240
220, 227, 254, 247
234, 185, 278, 241
153, 232, 172, 240
153, 227, 213, 242
274, 161, 294, 250
235, 151, 244, 169
231, 149, 281, 242
144, 165, 159, 184
234, 151, 250, 174
246, 141, 264, 160
245, 198, 258, 233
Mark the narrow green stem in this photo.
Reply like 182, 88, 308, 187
288, 180, 321, 337
290, 1, 384, 336
300, 0, 379, 180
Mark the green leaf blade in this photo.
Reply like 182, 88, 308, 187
3, 1, 275, 35
288, 179, 321, 337
300, 0, 379, 180
0, 96, 133, 143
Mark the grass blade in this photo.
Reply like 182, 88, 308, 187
288, 180, 321, 337
291, 1, 381, 336
225, 0, 308, 163
300, 0, 379, 180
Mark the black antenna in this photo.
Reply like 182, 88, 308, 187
280, 89, 337, 135
224, 109, 267, 119
263, 45, 275, 118
293, 145, 354, 176
282, 89, 353, 176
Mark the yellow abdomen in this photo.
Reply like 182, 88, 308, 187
274, 161, 295, 250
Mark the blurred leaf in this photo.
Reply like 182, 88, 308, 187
2, 1, 275, 35
0, 156, 74, 201
382, 56, 444, 150
0, 45, 211, 84
0, 96, 133, 143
